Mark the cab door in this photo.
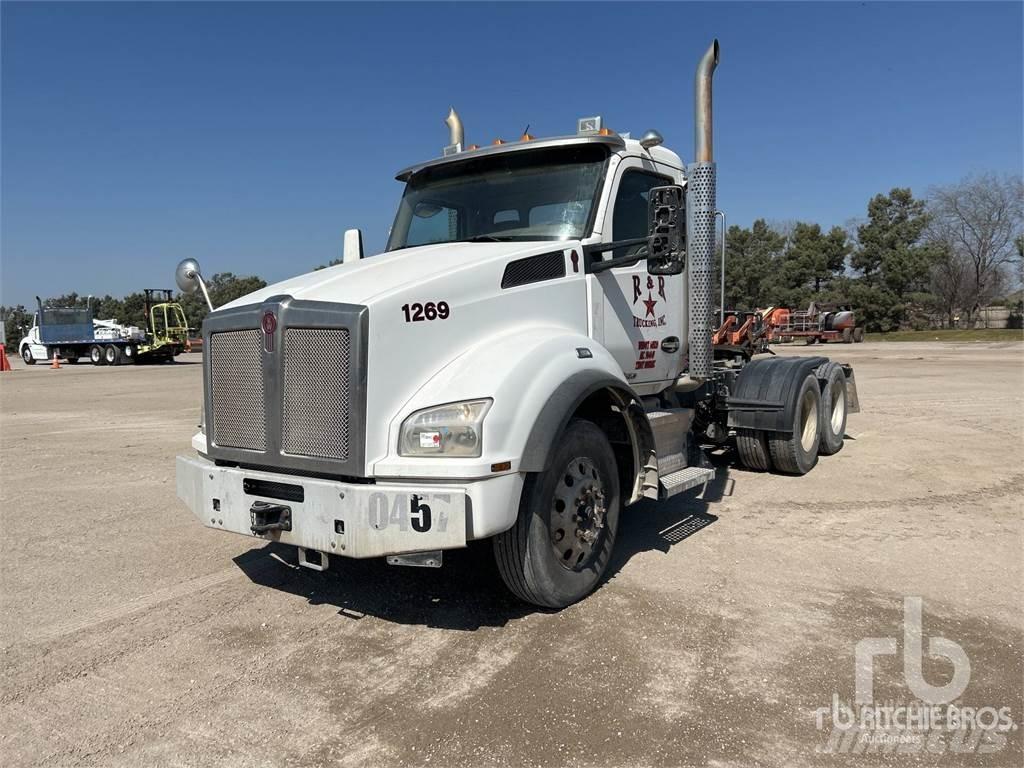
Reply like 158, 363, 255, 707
592, 159, 685, 394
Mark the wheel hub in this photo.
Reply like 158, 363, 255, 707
550, 457, 606, 571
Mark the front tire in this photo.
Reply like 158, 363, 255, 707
494, 419, 620, 608
21, 346, 35, 365
768, 373, 821, 475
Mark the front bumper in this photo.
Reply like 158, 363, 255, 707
176, 455, 523, 558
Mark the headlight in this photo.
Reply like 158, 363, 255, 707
399, 399, 492, 458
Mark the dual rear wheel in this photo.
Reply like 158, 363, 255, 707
89, 344, 131, 365
737, 363, 848, 475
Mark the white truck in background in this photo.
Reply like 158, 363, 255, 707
20, 290, 190, 365
176, 40, 858, 608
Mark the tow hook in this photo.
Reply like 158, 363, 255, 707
250, 500, 292, 534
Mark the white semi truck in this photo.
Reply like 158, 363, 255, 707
176, 40, 858, 607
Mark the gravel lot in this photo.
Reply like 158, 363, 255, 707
1, 342, 1021, 767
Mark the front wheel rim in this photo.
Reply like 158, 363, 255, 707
549, 457, 606, 571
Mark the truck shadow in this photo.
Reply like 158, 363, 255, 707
232, 465, 730, 631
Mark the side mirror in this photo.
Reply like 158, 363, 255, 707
647, 185, 685, 275
175, 258, 214, 311
343, 228, 364, 263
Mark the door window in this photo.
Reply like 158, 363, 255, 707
611, 170, 672, 260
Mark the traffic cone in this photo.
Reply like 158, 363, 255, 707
51, 351, 62, 369
0, 344, 11, 372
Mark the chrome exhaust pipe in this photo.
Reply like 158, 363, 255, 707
686, 39, 720, 381
445, 107, 464, 148
694, 39, 720, 163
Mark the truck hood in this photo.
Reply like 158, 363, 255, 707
218, 241, 575, 310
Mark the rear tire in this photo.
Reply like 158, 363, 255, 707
853, 327, 865, 343
21, 346, 35, 365
90, 345, 105, 365
842, 327, 853, 343
494, 418, 620, 609
104, 345, 121, 365
736, 429, 771, 471
768, 373, 821, 475
816, 362, 847, 456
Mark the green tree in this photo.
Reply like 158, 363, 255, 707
722, 219, 786, 310
1, 305, 34, 346
853, 188, 932, 298
780, 222, 851, 294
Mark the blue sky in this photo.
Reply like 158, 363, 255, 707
2, 1, 1021, 306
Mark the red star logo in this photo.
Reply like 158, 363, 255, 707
643, 293, 658, 318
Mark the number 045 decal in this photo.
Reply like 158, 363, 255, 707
402, 301, 450, 322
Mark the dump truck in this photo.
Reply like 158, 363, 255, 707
176, 40, 859, 608
19, 290, 190, 365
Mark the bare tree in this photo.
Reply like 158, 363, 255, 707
928, 243, 969, 327
927, 173, 1024, 324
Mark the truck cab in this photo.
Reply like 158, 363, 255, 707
177, 40, 858, 607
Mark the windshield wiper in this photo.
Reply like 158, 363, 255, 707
457, 235, 512, 243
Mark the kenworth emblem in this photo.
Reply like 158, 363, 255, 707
261, 310, 276, 351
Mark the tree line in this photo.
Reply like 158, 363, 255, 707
719, 173, 1023, 331
3, 171, 1021, 343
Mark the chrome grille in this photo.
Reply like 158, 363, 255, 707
209, 330, 266, 450
282, 328, 351, 460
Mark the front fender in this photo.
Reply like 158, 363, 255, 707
373, 327, 633, 478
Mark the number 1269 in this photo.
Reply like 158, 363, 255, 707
402, 302, 450, 322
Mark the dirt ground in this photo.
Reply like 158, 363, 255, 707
1, 342, 1022, 768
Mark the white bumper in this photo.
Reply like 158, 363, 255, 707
176, 455, 524, 558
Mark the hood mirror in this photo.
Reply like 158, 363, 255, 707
174, 258, 214, 310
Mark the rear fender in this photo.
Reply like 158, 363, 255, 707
727, 356, 828, 433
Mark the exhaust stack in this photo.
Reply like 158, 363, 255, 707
445, 107, 464, 151
694, 40, 719, 163
686, 39, 720, 381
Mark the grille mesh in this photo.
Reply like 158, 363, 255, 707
686, 162, 716, 379
210, 330, 267, 450
282, 328, 351, 460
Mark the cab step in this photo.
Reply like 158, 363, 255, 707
659, 466, 715, 499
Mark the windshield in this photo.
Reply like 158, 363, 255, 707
387, 144, 609, 251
